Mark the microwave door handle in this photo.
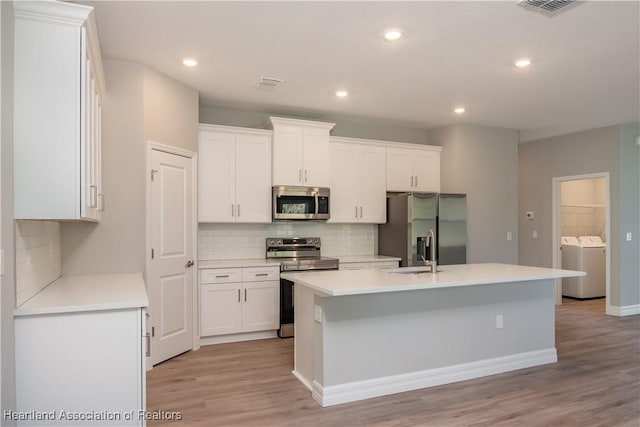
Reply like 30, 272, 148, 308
314, 193, 319, 216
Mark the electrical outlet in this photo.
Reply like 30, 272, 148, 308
314, 305, 323, 323
507, 232, 513, 241
496, 314, 504, 329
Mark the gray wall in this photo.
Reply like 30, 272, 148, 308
61, 60, 198, 275
199, 105, 429, 145
1, 0, 16, 420
518, 124, 640, 308
429, 124, 519, 264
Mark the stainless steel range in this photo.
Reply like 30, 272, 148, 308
266, 237, 339, 338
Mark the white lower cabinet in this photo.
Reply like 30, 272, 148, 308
339, 260, 400, 271
15, 308, 146, 426
200, 267, 279, 337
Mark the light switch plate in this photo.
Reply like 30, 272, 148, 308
532, 230, 538, 239
0, 249, 4, 276
626, 232, 633, 241
507, 232, 513, 241
314, 305, 323, 323
496, 314, 504, 329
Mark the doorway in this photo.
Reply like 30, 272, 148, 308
552, 173, 611, 314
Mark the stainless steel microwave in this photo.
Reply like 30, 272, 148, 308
272, 186, 330, 220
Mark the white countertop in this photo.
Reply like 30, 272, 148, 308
337, 255, 401, 264
280, 263, 586, 297
15, 273, 148, 316
199, 259, 281, 269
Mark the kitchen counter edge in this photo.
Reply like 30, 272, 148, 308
281, 263, 586, 297
15, 273, 148, 317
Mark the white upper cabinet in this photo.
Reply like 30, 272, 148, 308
329, 139, 386, 223
14, 1, 105, 221
198, 125, 272, 223
386, 146, 441, 192
269, 117, 335, 187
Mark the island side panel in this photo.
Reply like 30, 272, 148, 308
293, 282, 315, 390
316, 280, 555, 389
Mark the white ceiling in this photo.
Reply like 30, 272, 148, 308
81, 1, 639, 142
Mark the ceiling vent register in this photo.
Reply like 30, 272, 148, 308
518, 0, 582, 15
255, 77, 284, 89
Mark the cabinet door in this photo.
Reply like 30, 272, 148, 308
272, 125, 303, 186
413, 150, 441, 192
386, 148, 415, 192
302, 127, 331, 187
198, 131, 236, 222
235, 134, 272, 223
358, 145, 387, 223
200, 283, 242, 336
15, 309, 144, 424
328, 142, 359, 223
242, 281, 279, 333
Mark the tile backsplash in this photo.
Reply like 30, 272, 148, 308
561, 205, 606, 241
16, 220, 61, 306
199, 223, 376, 260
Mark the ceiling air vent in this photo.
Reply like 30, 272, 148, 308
518, 0, 582, 16
255, 77, 284, 89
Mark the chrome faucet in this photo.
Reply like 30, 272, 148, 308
424, 229, 437, 274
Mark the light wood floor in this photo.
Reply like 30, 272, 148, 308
147, 299, 639, 426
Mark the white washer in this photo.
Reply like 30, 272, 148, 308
561, 235, 606, 299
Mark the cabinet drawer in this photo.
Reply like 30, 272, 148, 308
339, 262, 371, 271
242, 267, 280, 282
372, 261, 399, 270
200, 268, 242, 284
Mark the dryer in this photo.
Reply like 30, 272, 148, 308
561, 236, 606, 299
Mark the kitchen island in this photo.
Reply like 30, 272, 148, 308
281, 263, 584, 407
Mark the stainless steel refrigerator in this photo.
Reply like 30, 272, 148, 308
379, 193, 467, 267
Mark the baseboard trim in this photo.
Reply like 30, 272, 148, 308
292, 370, 313, 391
199, 330, 277, 346
312, 348, 557, 407
607, 304, 640, 317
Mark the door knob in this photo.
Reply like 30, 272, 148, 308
186, 260, 194, 268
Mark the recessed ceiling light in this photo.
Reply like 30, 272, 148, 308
336, 90, 349, 98
384, 29, 403, 42
514, 58, 532, 68
182, 58, 198, 67
453, 107, 466, 114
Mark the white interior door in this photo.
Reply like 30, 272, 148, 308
150, 149, 194, 365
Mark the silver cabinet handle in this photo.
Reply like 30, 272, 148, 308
255, 273, 269, 277
237, 289, 241, 302
237, 204, 240, 217
89, 185, 98, 208
415, 176, 418, 187
144, 332, 150, 357
231, 204, 235, 217
410, 176, 414, 187
244, 288, 247, 302
355, 206, 359, 218
215, 274, 229, 278
305, 169, 308, 182
360, 206, 363, 218
186, 260, 194, 268
299, 169, 302, 182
